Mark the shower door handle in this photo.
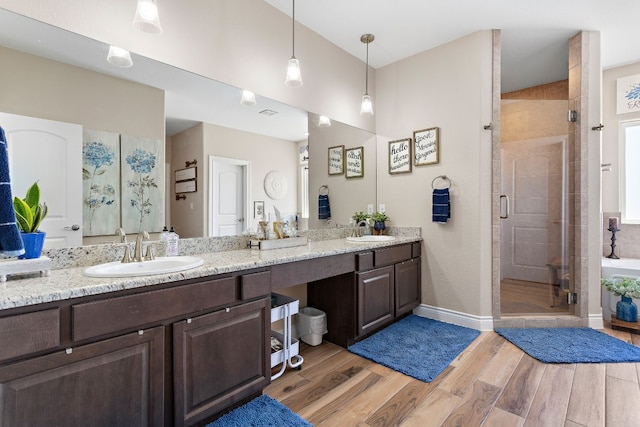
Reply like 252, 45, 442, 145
500, 195, 510, 219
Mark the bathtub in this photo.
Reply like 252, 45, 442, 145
601, 257, 640, 321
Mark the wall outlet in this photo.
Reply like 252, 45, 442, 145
367, 204, 374, 214
379, 203, 386, 213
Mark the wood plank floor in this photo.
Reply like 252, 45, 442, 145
265, 324, 640, 426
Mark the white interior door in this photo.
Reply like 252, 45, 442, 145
209, 157, 249, 236
501, 136, 567, 283
0, 112, 82, 248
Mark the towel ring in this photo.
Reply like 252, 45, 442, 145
319, 184, 329, 195
431, 175, 451, 189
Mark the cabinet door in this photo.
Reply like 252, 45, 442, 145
395, 258, 421, 317
357, 265, 394, 337
0, 326, 164, 427
173, 298, 270, 427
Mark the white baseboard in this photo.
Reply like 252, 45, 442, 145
414, 304, 605, 331
589, 313, 604, 330
413, 304, 494, 331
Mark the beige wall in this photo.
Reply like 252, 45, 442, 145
375, 31, 494, 317
170, 123, 299, 238
308, 116, 377, 229
170, 124, 205, 238
0, 46, 164, 139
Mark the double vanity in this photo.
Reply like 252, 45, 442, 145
0, 235, 421, 426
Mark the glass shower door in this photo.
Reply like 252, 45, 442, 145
500, 135, 572, 315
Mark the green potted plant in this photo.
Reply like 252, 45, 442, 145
601, 276, 640, 322
370, 211, 389, 235
352, 211, 370, 223
13, 182, 48, 259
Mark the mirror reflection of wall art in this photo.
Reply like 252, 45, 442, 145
264, 170, 288, 200
121, 135, 164, 233
175, 167, 197, 182
328, 145, 344, 175
413, 127, 440, 166
617, 74, 640, 114
388, 138, 412, 174
82, 129, 120, 236
345, 146, 364, 179
175, 180, 196, 194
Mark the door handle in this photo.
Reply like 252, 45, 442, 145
500, 195, 510, 219
64, 224, 80, 231
238, 218, 245, 223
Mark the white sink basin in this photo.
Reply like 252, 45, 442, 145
84, 256, 204, 278
346, 235, 396, 243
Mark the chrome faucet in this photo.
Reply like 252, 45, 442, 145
133, 231, 150, 262
327, 219, 338, 229
115, 227, 127, 243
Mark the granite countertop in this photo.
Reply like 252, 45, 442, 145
0, 236, 421, 311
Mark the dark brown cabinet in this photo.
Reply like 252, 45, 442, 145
395, 258, 421, 317
357, 265, 395, 336
309, 243, 421, 347
0, 326, 165, 427
173, 298, 270, 427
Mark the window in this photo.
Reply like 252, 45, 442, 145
300, 165, 309, 219
621, 120, 640, 223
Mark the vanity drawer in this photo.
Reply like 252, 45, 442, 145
411, 242, 421, 258
72, 277, 237, 341
374, 244, 412, 267
240, 270, 271, 300
0, 308, 60, 362
355, 252, 374, 271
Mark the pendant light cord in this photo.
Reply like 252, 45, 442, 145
291, 0, 296, 57
365, 41, 369, 94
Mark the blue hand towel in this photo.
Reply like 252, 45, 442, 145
318, 194, 331, 220
0, 126, 25, 257
432, 188, 450, 223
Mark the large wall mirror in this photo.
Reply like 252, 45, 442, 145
0, 8, 376, 249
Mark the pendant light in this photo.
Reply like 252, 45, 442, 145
133, 0, 163, 35
360, 34, 374, 116
107, 46, 133, 68
318, 115, 331, 127
240, 90, 257, 106
285, 0, 303, 87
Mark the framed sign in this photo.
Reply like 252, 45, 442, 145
413, 127, 439, 166
345, 146, 364, 178
388, 138, 412, 174
175, 167, 197, 182
328, 145, 344, 175
175, 180, 197, 194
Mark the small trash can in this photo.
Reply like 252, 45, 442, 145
296, 307, 327, 346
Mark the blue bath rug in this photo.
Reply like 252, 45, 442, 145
348, 315, 481, 382
495, 327, 640, 363
206, 395, 313, 427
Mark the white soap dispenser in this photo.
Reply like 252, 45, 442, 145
159, 226, 169, 256
167, 226, 179, 256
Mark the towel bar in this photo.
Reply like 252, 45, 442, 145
431, 175, 451, 189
